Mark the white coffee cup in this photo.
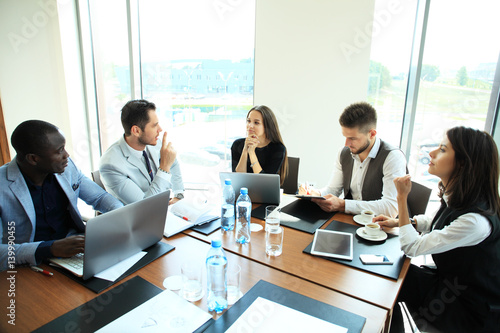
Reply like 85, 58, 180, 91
361, 209, 376, 224
364, 222, 381, 237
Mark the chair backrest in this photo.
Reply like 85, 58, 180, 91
407, 181, 432, 216
91, 170, 105, 190
281, 157, 300, 194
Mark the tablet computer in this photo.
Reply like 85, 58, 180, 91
310, 229, 353, 260
294, 195, 326, 200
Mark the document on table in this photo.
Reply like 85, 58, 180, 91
164, 200, 219, 237
96, 289, 212, 333
226, 297, 348, 333
94, 251, 147, 282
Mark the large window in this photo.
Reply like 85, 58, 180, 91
367, 0, 418, 146
368, 0, 500, 211
84, 0, 256, 190
407, 0, 500, 189
87, 0, 132, 151
138, 0, 255, 185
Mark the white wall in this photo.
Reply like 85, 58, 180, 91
254, 0, 375, 186
0, 0, 73, 156
0, 0, 376, 186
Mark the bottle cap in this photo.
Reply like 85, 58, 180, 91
240, 187, 248, 195
211, 239, 222, 248
224, 179, 232, 185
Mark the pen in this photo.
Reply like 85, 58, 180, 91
31, 266, 53, 277
173, 212, 190, 221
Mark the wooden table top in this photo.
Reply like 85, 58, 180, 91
184, 210, 410, 311
0, 233, 387, 332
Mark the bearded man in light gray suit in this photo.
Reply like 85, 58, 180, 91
0, 120, 123, 271
99, 99, 184, 205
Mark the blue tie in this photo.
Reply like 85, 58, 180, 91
142, 150, 154, 181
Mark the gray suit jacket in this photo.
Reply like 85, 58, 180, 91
99, 136, 184, 204
0, 157, 123, 271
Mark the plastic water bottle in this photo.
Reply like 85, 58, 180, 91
236, 187, 251, 244
221, 179, 235, 231
206, 239, 228, 313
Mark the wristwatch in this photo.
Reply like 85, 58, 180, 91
175, 193, 184, 200
158, 167, 170, 174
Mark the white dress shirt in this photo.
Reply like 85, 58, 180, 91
319, 138, 407, 217
400, 194, 492, 257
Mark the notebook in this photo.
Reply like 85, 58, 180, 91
219, 172, 280, 204
163, 199, 219, 237
50, 190, 170, 280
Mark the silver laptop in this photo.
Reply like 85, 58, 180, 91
50, 190, 170, 280
219, 172, 280, 204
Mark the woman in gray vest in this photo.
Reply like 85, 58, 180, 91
376, 126, 500, 332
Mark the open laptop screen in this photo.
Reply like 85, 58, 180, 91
219, 172, 280, 205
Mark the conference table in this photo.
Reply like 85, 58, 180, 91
0, 234, 389, 332
185, 211, 409, 312
0, 204, 409, 332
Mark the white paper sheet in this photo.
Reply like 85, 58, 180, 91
96, 289, 212, 333
226, 297, 348, 333
94, 251, 147, 282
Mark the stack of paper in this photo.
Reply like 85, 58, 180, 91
164, 199, 219, 237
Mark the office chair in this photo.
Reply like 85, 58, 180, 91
398, 301, 442, 333
91, 170, 106, 216
407, 181, 432, 217
281, 157, 300, 194
91, 170, 106, 191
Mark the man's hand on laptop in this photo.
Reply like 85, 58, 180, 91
313, 194, 345, 212
51, 235, 85, 257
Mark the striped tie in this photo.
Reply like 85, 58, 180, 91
142, 150, 154, 181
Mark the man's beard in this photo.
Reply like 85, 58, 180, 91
138, 134, 155, 146
351, 139, 370, 155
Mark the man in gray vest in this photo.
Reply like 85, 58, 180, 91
303, 102, 407, 217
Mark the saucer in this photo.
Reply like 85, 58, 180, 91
250, 223, 263, 232
356, 227, 387, 241
163, 275, 182, 290
353, 215, 373, 226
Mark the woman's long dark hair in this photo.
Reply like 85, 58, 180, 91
248, 105, 288, 185
440, 126, 500, 216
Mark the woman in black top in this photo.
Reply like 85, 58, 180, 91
231, 105, 288, 185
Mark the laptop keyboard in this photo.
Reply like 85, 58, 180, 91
49, 253, 84, 277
